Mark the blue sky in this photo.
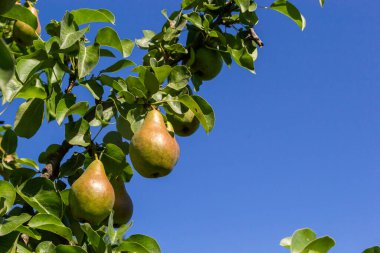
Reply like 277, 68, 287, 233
3, 0, 380, 252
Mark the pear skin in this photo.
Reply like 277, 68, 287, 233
111, 178, 133, 226
69, 159, 115, 225
192, 47, 223, 81
167, 110, 200, 137
13, 4, 41, 46
129, 109, 180, 178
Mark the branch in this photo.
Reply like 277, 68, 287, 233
248, 28, 264, 48
65, 73, 76, 94
41, 140, 72, 179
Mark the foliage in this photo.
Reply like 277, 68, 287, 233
0, 0, 376, 252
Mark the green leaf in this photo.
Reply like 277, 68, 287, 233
291, 228, 317, 253
0, 0, 16, 15
80, 223, 107, 252
1, 4, 38, 29
59, 101, 89, 126
59, 152, 85, 177
0, 231, 19, 253
270, 0, 306, 30
95, 27, 134, 57
115, 242, 150, 253
319, 0, 325, 7
35, 241, 56, 253
301, 236, 335, 253
168, 65, 191, 90
183, 12, 203, 30
1, 129, 17, 154
0, 39, 15, 94
17, 178, 63, 218
234, 0, 250, 12
60, 12, 90, 49
14, 158, 39, 170
71, 8, 115, 25
126, 234, 161, 253
100, 59, 135, 74
0, 213, 31, 236
126, 76, 147, 98
152, 65, 172, 84
16, 50, 50, 83
100, 143, 126, 176
16, 78, 47, 100
54, 245, 87, 253
28, 214, 73, 241
78, 42, 100, 79
0, 181, 16, 216
280, 236, 292, 249
55, 94, 75, 125
363, 247, 380, 253
135, 30, 155, 49
80, 80, 104, 100
176, 95, 215, 134
14, 99, 44, 138
16, 226, 41, 240
65, 119, 91, 147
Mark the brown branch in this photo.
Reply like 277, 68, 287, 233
65, 73, 76, 94
41, 140, 72, 179
248, 28, 264, 48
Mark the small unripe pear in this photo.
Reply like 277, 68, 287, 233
111, 178, 133, 226
166, 110, 200, 137
129, 109, 180, 178
13, 3, 41, 46
191, 47, 223, 81
69, 159, 115, 225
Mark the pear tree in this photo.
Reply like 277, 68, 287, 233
0, 0, 378, 252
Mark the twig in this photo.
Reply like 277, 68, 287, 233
65, 73, 76, 94
248, 28, 264, 47
41, 140, 72, 179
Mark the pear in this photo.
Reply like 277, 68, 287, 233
129, 109, 180, 178
166, 110, 200, 137
69, 159, 115, 225
111, 178, 133, 226
13, 3, 41, 46
191, 47, 223, 81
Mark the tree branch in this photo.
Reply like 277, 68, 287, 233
65, 73, 76, 94
41, 140, 72, 179
248, 28, 264, 47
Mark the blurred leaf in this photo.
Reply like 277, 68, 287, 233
126, 234, 161, 253
65, 119, 91, 147
78, 42, 100, 79
55, 245, 87, 253
1, 129, 17, 154
100, 49, 116, 57
14, 98, 44, 139
291, 228, 317, 253
80, 80, 104, 100
363, 247, 380, 253
38, 144, 61, 163
280, 236, 292, 249
95, 27, 134, 57
234, 0, 250, 12
0, 0, 16, 15
136, 30, 156, 49
71, 8, 115, 25
152, 65, 172, 84
301, 236, 335, 253
16, 226, 41, 240
0, 231, 19, 253
183, 12, 203, 30
35, 241, 56, 253
16, 78, 47, 100
270, 0, 306, 30
16, 50, 50, 83
17, 178, 63, 217
0, 181, 16, 216
115, 242, 150, 253
126, 76, 147, 98
15, 158, 39, 170
100, 143, 126, 176
0, 39, 15, 95
28, 214, 73, 241
0, 213, 31, 236
1, 4, 38, 29
168, 65, 191, 90
100, 59, 135, 74
319, 0, 325, 7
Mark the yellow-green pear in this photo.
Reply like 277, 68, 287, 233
129, 109, 180, 178
111, 178, 133, 226
69, 159, 115, 225
13, 3, 41, 46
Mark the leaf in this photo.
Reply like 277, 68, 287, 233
168, 65, 191, 90
1, 129, 17, 154
100, 143, 127, 176
280, 236, 292, 249
55, 94, 76, 125
270, 0, 306, 30
234, 0, 250, 12
80, 80, 104, 100
16, 226, 41, 240
54, 245, 87, 253
183, 12, 203, 30
59, 152, 85, 177
126, 234, 161, 253
14, 99, 44, 138
135, 30, 156, 49
28, 214, 73, 241
177, 95, 215, 133
16, 78, 47, 100
363, 247, 380, 253
80, 223, 107, 252
65, 119, 91, 147
60, 12, 90, 49
115, 242, 150, 253
152, 65, 172, 84
16, 50, 50, 83
0, 181, 16, 216
95, 27, 134, 57
0, 213, 31, 236
78, 42, 100, 79
0, 231, 19, 253
35, 241, 56, 253
14, 158, 39, 170
100, 59, 135, 74
291, 228, 317, 253
17, 178, 63, 217
71, 8, 115, 25
0, 0, 16, 15
301, 236, 335, 253
126, 76, 147, 98
1, 4, 38, 29
319, 0, 325, 7
0, 39, 15, 94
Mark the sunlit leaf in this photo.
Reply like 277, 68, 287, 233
0, 181, 16, 216
0, 39, 15, 97
28, 214, 73, 241
14, 99, 44, 139
270, 0, 306, 30
78, 42, 100, 79
71, 8, 115, 25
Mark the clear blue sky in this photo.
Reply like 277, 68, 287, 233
3, 0, 380, 252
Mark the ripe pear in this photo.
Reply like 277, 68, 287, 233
13, 3, 41, 46
69, 159, 115, 225
191, 47, 223, 81
111, 178, 133, 226
166, 110, 200, 137
129, 109, 180, 178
